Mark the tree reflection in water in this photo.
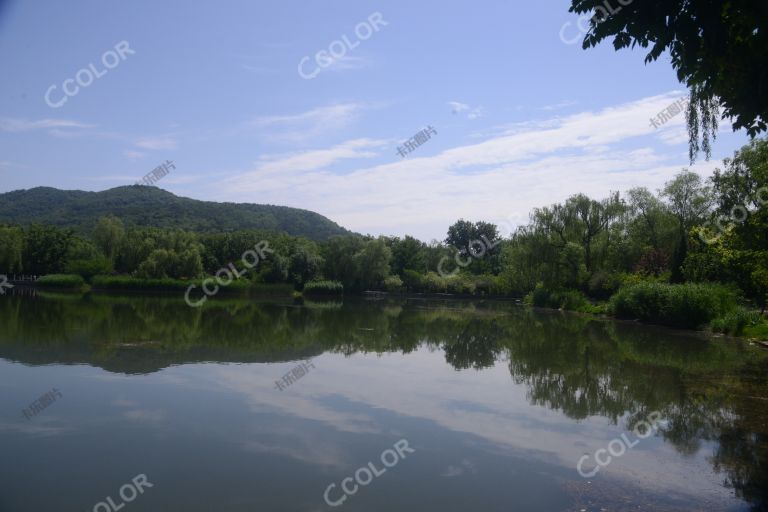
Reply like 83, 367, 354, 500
1, 292, 766, 510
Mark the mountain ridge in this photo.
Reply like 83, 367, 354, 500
0, 186, 352, 241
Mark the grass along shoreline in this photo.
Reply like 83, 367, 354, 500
525, 282, 768, 340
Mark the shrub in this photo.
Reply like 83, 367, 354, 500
91, 275, 191, 290
303, 280, 343, 296
401, 269, 423, 291
742, 320, 768, 340
36, 274, 85, 289
383, 275, 404, 292
421, 272, 448, 293
65, 257, 112, 279
250, 283, 295, 296
587, 271, 621, 300
525, 284, 592, 312
710, 308, 761, 336
609, 282, 739, 329
445, 274, 476, 295
558, 290, 591, 311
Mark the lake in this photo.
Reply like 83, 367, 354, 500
1, 291, 766, 511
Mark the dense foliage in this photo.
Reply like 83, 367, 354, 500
569, 0, 768, 161
609, 282, 738, 329
2, 138, 767, 329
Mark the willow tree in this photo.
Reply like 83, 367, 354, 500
569, 0, 768, 162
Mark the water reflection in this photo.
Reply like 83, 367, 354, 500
0, 292, 766, 511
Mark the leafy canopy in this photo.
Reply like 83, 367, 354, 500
569, 0, 768, 161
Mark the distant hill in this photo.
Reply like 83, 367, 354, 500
0, 186, 352, 241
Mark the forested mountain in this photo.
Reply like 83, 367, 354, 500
0, 186, 351, 240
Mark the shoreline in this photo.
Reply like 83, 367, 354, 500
10, 283, 767, 344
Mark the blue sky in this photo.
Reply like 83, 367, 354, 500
0, 0, 751, 241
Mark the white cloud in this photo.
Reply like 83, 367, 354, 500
0, 118, 93, 132
214, 92, 731, 241
449, 101, 484, 119
656, 126, 689, 146
135, 136, 178, 150
324, 54, 369, 72
124, 150, 146, 159
248, 103, 366, 142
240, 138, 388, 177
448, 101, 470, 114
467, 107, 484, 120
540, 100, 577, 111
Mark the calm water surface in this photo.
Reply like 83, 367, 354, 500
1, 291, 766, 511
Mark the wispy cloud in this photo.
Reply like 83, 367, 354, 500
216, 92, 728, 241
135, 136, 178, 150
0, 117, 93, 133
247, 103, 367, 142
448, 101, 470, 114
448, 101, 484, 119
324, 54, 369, 72
123, 150, 147, 159
231, 138, 388, 179
540, 100, 577, 111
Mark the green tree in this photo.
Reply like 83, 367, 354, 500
662, 171, 713, 281
565, 193, 624, 273
701, 137, 768, 310
22, 225, 73, 275
289, 245, 323, 286
626, 187, 668, 251
569, 0, 768, 161
93, 216, 125, 262
389, 235, 427, 276
0, 226, 24, 273
352, 238, 392, 290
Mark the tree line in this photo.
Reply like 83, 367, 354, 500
0, 138, 766, 310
